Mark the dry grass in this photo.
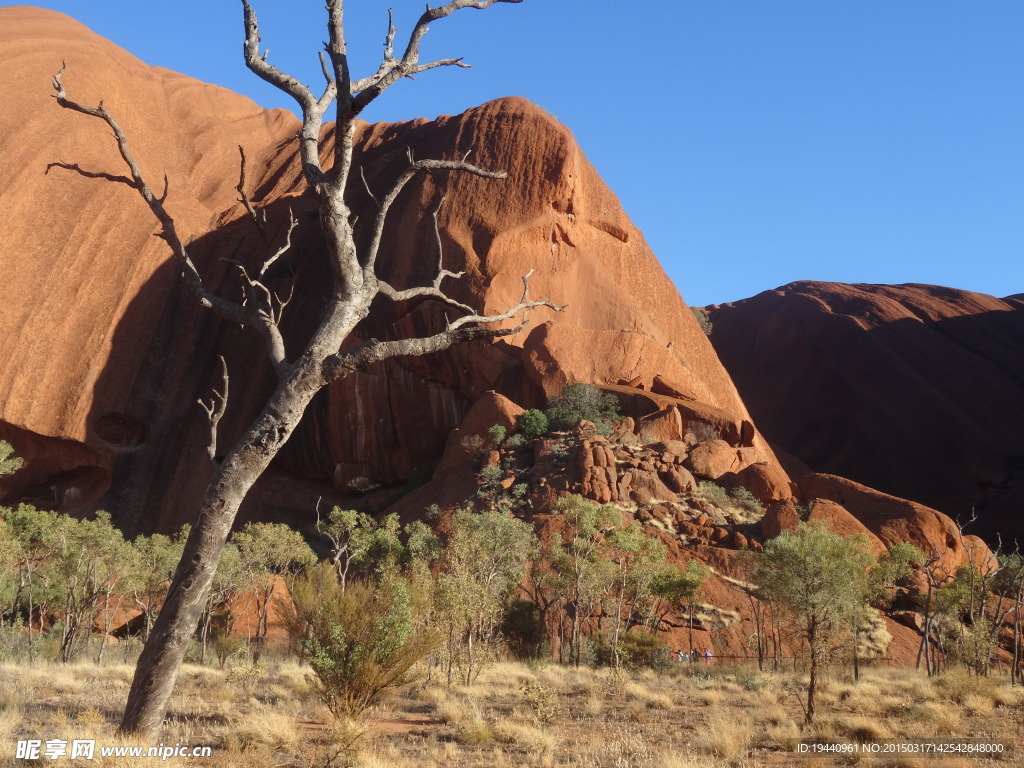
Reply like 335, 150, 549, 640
1, 659, 1021, 768
692, 707, 752, 760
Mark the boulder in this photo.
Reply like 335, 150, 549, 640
437, 392, 524, 474
686, 440, 740, 480
620, 468, 677, 506
761, 500, 800, 540
636, 407, 683, 443
661, 465, 697, 494
720, 462, 794, 505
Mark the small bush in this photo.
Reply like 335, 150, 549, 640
212, 634, 247, 669
729, 487, 763, 516
282, 564, 436, 720
521, 681, 561, 725
544, 383, 620, 432
487, 424, 507, 446
460, 433, 485, 456
691, 307, 713, 336
517, 409, 549, 440
695, 480, 730, 508
686, 421, 719, 442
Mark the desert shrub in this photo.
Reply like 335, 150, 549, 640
226, 660, 267, 693
212, 634, 248, 669
487, 424, 506, 446
695, 480, 730, 508
283, 563, 436, 719
505, 433, 526, 449
729, 487, 763, 515
499, 599, 542, 659
691, 307, 713, 336
685, 420, 719, 442
594, 630, 671, 670
517, 409, 549, 440
544, 383, 620, 432
693, 708, 752, 759
521, 681, 561, 725
0, 618, 24, 663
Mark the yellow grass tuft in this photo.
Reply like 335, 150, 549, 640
692, 708, 752, 760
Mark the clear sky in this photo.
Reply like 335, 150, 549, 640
18, 1, 1024, 307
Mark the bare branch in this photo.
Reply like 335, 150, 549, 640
51, 64, 250, 328
235, 145, 266, 237
364, 156, 506, 273
242, 1, 336, 189
197, 356, 229, 467
242, 1, 317, 110
259, 208, 298, 279
324, 269, 564, 383
377, 195, 473, 314
349, 0, 522, 114
359, 166, 380, 209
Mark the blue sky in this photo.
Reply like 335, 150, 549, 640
20, 1, 1024, 306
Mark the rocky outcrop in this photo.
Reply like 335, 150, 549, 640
0, 7, 783, 533
708, 281, 1024, 546
797, 474, 994, 578
760, 498, 886, 556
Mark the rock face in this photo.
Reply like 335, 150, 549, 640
797, 474, 993, 580
708, 281, 1024, 546
0, 8, 779, 533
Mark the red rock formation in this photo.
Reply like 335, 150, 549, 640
798, 474, 994, 579
761, 498, 887, 556
708, 281, 1024, 546
0, 7, 782, 533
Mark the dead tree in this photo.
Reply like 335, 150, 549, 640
52, 0, 552, 739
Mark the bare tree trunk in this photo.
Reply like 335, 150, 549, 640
120, 368, 328, 735
53, 0, 550, 741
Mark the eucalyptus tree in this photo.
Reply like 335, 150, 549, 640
231, 522, 316, 652
434, 507, 537, 684
753, 522, 875, 724
51, 0, 552, 737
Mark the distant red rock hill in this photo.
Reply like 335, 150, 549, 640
708, 281, 1024, 546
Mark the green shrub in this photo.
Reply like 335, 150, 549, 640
283, 564, 436, 719
544, 384, 619, 432
696, 480, 730, 508
487, 424, 507, 446
592, 630, 671, 670
729, 487, 763, 515
521, 681, 561, 725
517, 409, 549, 440
691, 307, 713, 336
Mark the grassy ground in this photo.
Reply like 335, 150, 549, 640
2, 658, 1022, 767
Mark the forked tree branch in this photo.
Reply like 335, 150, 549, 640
323, 270, 565, 383
242, 0, 336, 189
349, 0, 523, 115
51, 63, 250, 328
377, 194, 473, 315
198, 356, 230, 467
235, 146, 266, 237
52, 64, 292, 376
363, 152, 506, 274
